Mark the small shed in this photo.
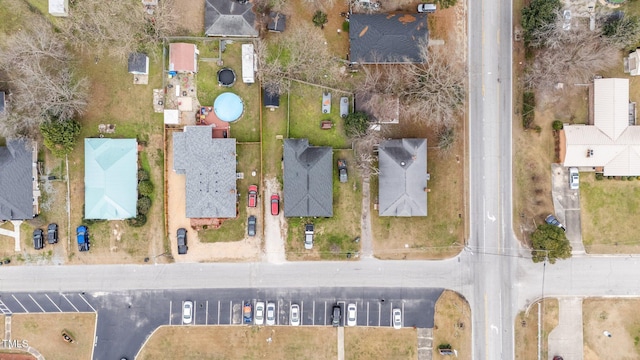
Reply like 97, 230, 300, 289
263, 88, 280, 110
48, 0, 68, 17
128, 53, 149, 75
268, 12, 287, 32
169, 43, 199, 73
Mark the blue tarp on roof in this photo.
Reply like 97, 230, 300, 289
85, 138, 138, 220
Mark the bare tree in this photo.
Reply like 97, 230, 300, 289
0, 20, 88, 138
353, 130, 384, 178
60, 0, 179, 59
525, 16, 618, 89
257, 23, 339, 94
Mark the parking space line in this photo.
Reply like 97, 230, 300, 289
312, 301, 315, 325
61, 294, 79, 312
324, 301, 327, 326
169, 300, 172, 325
28, 295, 45, 312
366, 302, 369, 325
401, 302, 405, 328
45, 294, 62, 312
12, 295, 28, 313
205, 301, 209, 325
300, 301, 304, 326
276, 301, 279, 325
193, 301, 197, 325
78, 294, 96, 312
229, 301, 232, 325
217, 301, 220, 325
377, 302, 381, 326
0, 300, 12, 315
181, 301, 184, 325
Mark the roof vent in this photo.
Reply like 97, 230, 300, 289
587, 149, 594, 157
400, 161, 406, 166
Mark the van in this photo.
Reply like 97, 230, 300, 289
417, 3, 436, 13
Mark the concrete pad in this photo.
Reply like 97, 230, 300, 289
551, 164, 585, 254
417, 328, 433, 360
548, 298, 584, 360
337, 326, 344, 360
0, 221, 22, 251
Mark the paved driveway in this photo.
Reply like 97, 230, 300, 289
551, 164, 585, 254
548, 297, 584, 360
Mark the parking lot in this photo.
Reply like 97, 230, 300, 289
170, 298, 408, 327
0, 292, 96, 315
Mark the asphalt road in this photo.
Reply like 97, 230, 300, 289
0, 287, 443, 359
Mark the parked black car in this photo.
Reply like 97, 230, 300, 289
177, 228, 188, 255
248, 216, 257, 237
33, 229, 44, 250
47, 223, 58, 244
332, 305, 342, 327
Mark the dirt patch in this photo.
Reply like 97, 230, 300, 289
432, 290, 471, 359
138, 326, 338, 359
583, 298, 640, 359
175, 0, 205, 36
262, 177, 286, 263
9, 313, 96, 360
514, 299, 559, 360
0, 354, 35, 360
344, 327, 417, 360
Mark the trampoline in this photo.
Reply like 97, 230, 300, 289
214, 92, 244, 122
217, 68, 236, 87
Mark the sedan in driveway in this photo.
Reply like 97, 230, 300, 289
337, 159, 348, 183
177, 228, 188, 255
569, 167, 579, 190
347, 303, 357, 326
290, 304, 300, 326
270, 194, 280, 215
248, 185, 258, 207
47, 223, 58, 244
392, 308, 402, 329
33, 229, 44, 250
266, 302, 276, 325
248, 216, 257, 237
183, 301, 193, 324
255, 301, 265, 325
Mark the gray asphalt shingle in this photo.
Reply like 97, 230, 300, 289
0, 140, 34, 220
205, 0, 258, 37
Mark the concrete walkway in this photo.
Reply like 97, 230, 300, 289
551, 164, 585, 254
417, 328, 433, 360
337, 326, 345, 360
0, 220, 23, 251
548, 298, 584, 360
360, 179, 373, 258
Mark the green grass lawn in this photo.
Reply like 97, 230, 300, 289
196, 42, 260, 143
198, 143, 261, 243
261, 94, 288, 180
581, 173, 640, 253
288, 82, 351, 149
286, 149, 361, 260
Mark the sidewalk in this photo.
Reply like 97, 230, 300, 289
548, 298, 583, 360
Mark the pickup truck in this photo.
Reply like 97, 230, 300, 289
304, 224, 314, 250
77, 225, 90, 252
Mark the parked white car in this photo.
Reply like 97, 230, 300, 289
290, 304, 300, 326
392, 308, 402, 329
182, 301, 193, 325
569, 167, 579, 190
255, 301, 265, 325
347, 303, 357, 326
266, 302, 276, 325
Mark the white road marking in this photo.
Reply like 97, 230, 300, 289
28, 295, 44, 312
45, 294, 62, 312
312, 301, 315, 326
300, 301, 304, 326
78, 293, 96, 312
12, 295, 28, 313
229, 301, 232, 325
488, 213, 496, 222
324, 301, 327, 325
193, 301, 196, 325
378, 302, 381, 326
217, 300, 220, 325
61, 294, 79, 312
181, 301, 184, 325
401, 302, 405, 328
205, 301, 209, 325
366, 302, 370, 325
169, 300, 172, 325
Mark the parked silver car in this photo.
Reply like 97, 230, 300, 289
569, 167, 579, 190
266, 302, 276, 325
290, 304, 300, 326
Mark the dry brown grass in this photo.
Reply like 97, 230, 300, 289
138, 326, 338, 359
9, 313, 96, 360
344, 327, 417, 360
583, 298, 640, 360
514, 298, 559, 360
432, 290, 471, 359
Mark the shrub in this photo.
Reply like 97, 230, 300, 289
523, 92, 535, 129
137, 196, 152, 215
138, 180, 154, 197
342, 21, 349, 32
344, 111, 370, 137
312, 11, 328, 27
628, 176, 635, 181
595, 173, 604, 180
126, 213, 147, 227
552, 120, 563, 130
138, 168, 150, 182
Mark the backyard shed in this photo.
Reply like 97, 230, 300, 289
169, 43, 199, 73
128, 53, 149, 75
48, 0, 68, 16
263, 88, 280, 110
268, 12, 286, 32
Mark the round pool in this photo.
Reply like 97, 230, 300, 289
214, 92, 244, 122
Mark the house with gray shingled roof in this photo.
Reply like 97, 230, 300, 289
283, 139, 333, 217
349, 13, 429, 64
205, 0, 258, 37
378, 138, 428, 217
173, 126, 237, 218
0, 139, 39, 220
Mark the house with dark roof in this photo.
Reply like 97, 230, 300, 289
205, 0, 258, 37
85, 138, 138, 220
263, 87, 280, 110
283, 139, 333, 217
349, 13, 429, 64
0, 140, 39, 220
378, 138, 428, 217
128, 53, 149, 75
268, 12, 286, 32
169, 43, 199, 73
173, 126, 237, 218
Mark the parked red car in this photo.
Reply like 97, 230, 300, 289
248, 185, 258, 207
271, 194, 280, 215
